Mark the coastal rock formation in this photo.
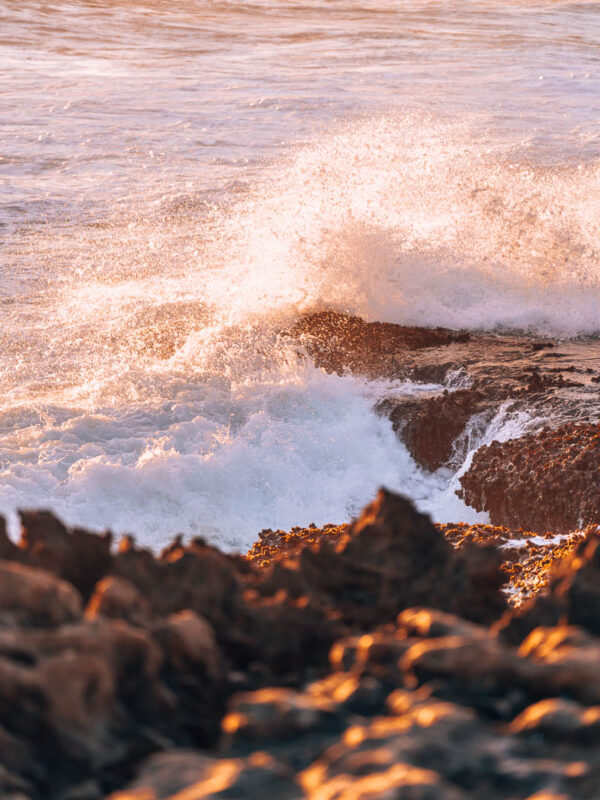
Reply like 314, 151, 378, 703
499, 532, 600, 646
286, 310, 470, 379
458, 423, 600, 531
4, 492, 600, 798
110, 602, 600, 800
287, 311, 594, 480
0, 490, 508, 799
376, 389, 487, 471
440, 522, 582, 605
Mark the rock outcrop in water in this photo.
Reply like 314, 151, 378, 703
3, 491, 600, 799
458, 422, 600, 531
287, 310, 470, 379
1, 313, 599, 799
375, 389, 487, 471
0, 490, 506, 799
287, 311, 600, 549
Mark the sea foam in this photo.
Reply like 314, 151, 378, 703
1, 115, 598, 547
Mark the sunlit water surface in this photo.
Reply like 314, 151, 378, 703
2, 0, 600, 548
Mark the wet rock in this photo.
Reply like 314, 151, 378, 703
0, 561, 82, 627
457, 422, 600, 532
499, 532, 600, 643
247, 523, 350, 568
376, 388, 487, 471
286, 310, 469, 378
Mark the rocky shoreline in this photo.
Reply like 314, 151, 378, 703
1, 312, 599, 800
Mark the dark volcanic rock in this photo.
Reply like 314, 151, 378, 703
287, 310, 469, 378
8, 491, 600, 799
0, 561, 82, 628
457, 422, 600, 532
376, 389, 487, 471
19, 510, 113, 601
0, 490, 513, 799
499, 531, 600, 646
281, 489, 507, 628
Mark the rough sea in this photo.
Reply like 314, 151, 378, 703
2, 0, 599, 548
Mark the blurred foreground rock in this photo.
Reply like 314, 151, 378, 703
1, 490, 600, 798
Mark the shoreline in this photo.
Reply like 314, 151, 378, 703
1, 312, 599, 799
1, 490, 600, 799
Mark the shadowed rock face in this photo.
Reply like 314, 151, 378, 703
0, 490, 508, 800
457, 423, 600, 532
5, 492, 600, 799
287, 313, 600, 540
376, 389, 487, 471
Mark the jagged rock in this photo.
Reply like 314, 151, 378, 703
0, 561, 82, 627
3, 491, 600, 799
86, 576, 152, 626
375, 389, 487, 471
287, 489, 507, 628
19, 511, 113, 601
298, 690, 560, 799
457, 423, 600, 532
499, 532, 600, 644
247, 524, 350, 568
509, 698, 600, 741
286, 310, 469, 379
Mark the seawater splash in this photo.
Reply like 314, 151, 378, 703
2, 114, 600, 548
191, 113, 600, 338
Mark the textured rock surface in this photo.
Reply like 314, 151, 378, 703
287, 312, 597, 491
375, 389, 487, 471
286, 310, 470, 379
0, 490, 510, 799
458, 423, 600, 531
2, 492, 600, 798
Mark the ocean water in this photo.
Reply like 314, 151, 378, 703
2, 0, 600, 548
